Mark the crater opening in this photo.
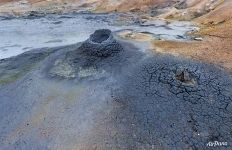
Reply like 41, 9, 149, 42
78, 29, 123, 57
175, 69, 196, 85
90, 29, 111, 43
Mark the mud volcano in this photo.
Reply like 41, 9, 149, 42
48, 29, 131, 79
79, 29, 123, 57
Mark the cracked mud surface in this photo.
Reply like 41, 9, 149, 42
114, 55, 232, 149
0, 30, 232, 149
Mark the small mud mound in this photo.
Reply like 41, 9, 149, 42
79, 29, 123, 57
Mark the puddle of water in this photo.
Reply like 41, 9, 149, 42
0, 13, 197, 59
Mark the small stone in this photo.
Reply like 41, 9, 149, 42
194, 37, 203, 41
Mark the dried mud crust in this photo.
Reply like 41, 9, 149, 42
111, 55, 232, 149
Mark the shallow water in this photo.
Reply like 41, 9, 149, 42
0, 13, 197, 59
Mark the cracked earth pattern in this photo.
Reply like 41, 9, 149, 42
110, 55, 232, 150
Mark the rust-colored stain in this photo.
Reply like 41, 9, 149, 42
152, 19, 232, 70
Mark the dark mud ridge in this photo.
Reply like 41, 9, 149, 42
0, 29, 232, 150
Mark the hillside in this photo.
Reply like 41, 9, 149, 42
153, 0, 232, 69
0, 0, 225, 17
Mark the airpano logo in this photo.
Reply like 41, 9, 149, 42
206, 141, 228, 147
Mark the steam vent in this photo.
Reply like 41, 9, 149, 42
79, 29, 123, 57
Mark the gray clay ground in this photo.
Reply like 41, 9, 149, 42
0, 15, 232, 150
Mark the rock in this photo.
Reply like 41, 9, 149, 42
194, 37, 203, 41
79, 29, 123, 57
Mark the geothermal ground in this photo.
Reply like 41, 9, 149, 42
0, 13, 197, 59
0, 0, 232, 150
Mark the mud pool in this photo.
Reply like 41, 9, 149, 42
0, 13, 197, 59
